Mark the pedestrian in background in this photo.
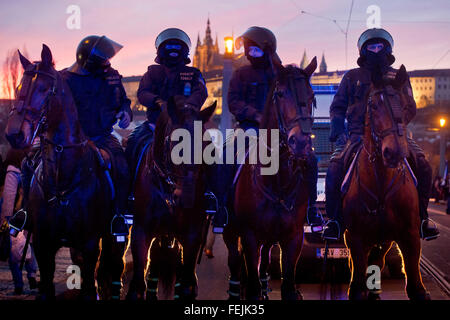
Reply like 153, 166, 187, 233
0, 148, 38, 295
432, 175, 443, 203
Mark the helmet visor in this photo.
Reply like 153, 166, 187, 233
90, 36, 123, 62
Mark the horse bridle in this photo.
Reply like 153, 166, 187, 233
13, 63, 87, 152
366, 87, 405, 159
11, 63, 58, 143
272, 71, 314, 148
359, 86, 408, 216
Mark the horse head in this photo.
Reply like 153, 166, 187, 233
265, 57, 317, 159
154, 95, 216, 208
366, 65, 409, 168
5, 44, 61, 149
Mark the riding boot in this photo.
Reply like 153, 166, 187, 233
415, 156, 439, 240
305, 152, 323, 232
9, 156, 37, 234
99, 135, 131, 241
323, 147, 345, 240
207, 139, 236, 234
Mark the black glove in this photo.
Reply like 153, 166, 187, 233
330, 117, 345, 142
154, 97, 167, 111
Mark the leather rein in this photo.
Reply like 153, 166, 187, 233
358, 88, 408, 215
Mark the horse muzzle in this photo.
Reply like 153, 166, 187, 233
287, 129, 312, 159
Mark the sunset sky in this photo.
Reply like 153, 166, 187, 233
1, 0, 450, 98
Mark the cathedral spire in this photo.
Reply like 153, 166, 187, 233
300, 50, 309, 70
204, 17, 213, 46
319, 52, 327, 73
196, 32, 201, 48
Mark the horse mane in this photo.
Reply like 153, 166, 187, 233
260, 65, 310, 129
153, 110, 170, 165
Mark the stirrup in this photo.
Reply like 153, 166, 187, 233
306, 206, 324, 233
9, 209, 28, 237
322, 220, 341, 241
420, 219, 439, 241
212, 207, 228, 234
204, 191, 218, 215
111, 214, 129, 243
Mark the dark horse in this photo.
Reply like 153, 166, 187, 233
224, 60, 318, 300
342, 66, 429, 300
5, 45, 126, 299
127, 96, 216, 300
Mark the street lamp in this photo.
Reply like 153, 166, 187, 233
439, 117, 447, 177
220, 36, 234, 138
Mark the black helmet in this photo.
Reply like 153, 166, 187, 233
357, 28, 394, 53
75, 35, 123, 73
235, 26, 281, 65
155, 28, 191, 65
357, 28, 395, 67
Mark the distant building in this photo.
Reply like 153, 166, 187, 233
408, 69, 450, 108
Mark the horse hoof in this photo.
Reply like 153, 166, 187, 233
281, 290, 303, 300
368, 291, 381, 300
409, 291, 431, 301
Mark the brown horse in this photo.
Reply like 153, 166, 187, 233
127, 96, 216, 300
342, 66, 429, 300
224, 60, 318, 300
5, 45, 126, 299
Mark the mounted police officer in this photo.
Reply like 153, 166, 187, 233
209, 26, 321, 233
125, 28, 208, 214
61, 35, 133, 238
323, 28, 439, 241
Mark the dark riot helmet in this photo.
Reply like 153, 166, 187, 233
235, 26, 281, 64
155, 28, 191, 64
75, 35, 123, 72
357, 28, 394, 53
357, 28, 395, 66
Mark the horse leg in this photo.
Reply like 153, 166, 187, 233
33, 239, 58, 300
223, 225, 243, 300
396, 236, 429, 300
367, 242, 393, 300
126, 225, 152, 300
280, 235, 303, 300
259, 244, 272, 300
80, 239, 100, 300
241, 231, 261, 300
178, 234, 202, 301
345, 233, 369, 300
173, 242, 184, 300
146, 239, 162, 300
97, 235, 127, 300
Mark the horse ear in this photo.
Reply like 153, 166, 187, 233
303, 56, 317, 77
166, 96, 179, 124
41, 44, 53, 68
200, 101, 217, 123
18, 50, 32, 70
394, 65, 408, 88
